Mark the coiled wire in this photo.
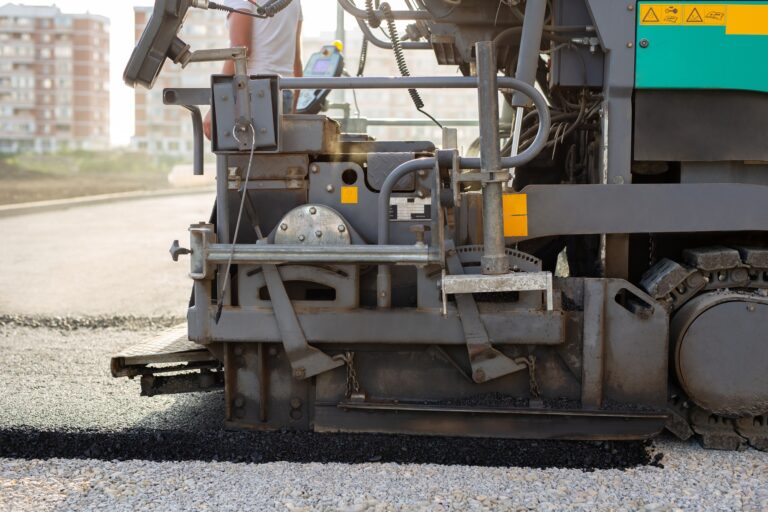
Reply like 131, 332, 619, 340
365, 0, 381, 28
379, 2, 442, 128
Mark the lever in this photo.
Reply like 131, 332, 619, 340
170, 240, 191, 262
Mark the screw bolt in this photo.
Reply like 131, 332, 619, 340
639, 39, 649, 48
280, 223, 288, 231
298, 234, 306, 242
326, 184, 334, 193
310, 164, 319, 173
309, 207, 317, 215
627, 42, 634, 48
338, 224, 346, 232
315, 230, 323, 238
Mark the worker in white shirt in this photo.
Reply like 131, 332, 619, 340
203, 0, 303, 140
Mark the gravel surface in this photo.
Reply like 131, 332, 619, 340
1, 324, 766, 510
1, 440, 766, 511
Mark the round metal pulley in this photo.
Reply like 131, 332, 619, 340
671, 291, 768, 417
275, 204, 351, 246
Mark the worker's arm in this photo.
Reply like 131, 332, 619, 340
292, 19, 303, 111
204, 11, 253, 140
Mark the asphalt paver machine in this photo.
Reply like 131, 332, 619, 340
113, 0, 768, 451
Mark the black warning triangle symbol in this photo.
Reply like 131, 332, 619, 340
643, 7, 660, 23
687, 7, 703, 22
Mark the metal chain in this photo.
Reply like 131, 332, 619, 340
515, 355, 540, 399
648, 234, 657, 267
343, 351, 361, 398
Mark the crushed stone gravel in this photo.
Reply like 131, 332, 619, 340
1, 324, 766, 510
1, 441, 766, 512
0, 314, 184, 332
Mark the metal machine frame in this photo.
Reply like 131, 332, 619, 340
113, 0, 768, 451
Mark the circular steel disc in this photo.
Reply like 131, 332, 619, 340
674, 294, 768, 416
274, 204, 351, 246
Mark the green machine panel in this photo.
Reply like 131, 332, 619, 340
635, 1, 768, 92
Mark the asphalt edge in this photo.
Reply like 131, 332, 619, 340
0, 187, 215, 219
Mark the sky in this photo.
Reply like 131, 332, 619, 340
15, 1, 346, 146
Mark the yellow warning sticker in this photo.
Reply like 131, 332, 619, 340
340, 186, 358, 204
640, 4, 683, 25
640, 3, 768, 34
726, 4, 768, 35
682, 4, 727, 25
502, 194, 528, 237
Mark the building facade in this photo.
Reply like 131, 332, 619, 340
131, 6, 226, 157
0, 4, 109, 153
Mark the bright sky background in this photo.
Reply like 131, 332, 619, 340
16, 1, 345, 146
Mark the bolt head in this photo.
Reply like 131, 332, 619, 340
326, 184, 334, 193
280, 223, 288, 231
627, 42, 634, 48
337, 224, 346, 232
298, 234, 306, 242
310, 164, 319, 173
639, 38, 649, 48
309, 206, 317, 215
315, 230, 323, 238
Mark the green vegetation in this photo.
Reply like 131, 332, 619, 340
1, 150, 182, 177
0, 150, 185, 205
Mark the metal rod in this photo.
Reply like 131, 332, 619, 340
510, 0, 547, 108
207, 243, 438, 265
367, 118, 478, 127
279, 75, 552, 169
182, 105, 204, 175
476, 41, 508, 275
376, 157, 437, 308
280, 75, 538, 90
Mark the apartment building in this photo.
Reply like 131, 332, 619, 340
131, 6, 226, 157
0, 4, 110, 153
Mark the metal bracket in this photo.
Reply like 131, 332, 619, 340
444, 241, 526, 383
260, 260, 344, 380
442, 272, 554, 311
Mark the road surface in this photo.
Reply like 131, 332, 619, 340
0, 192, 214, 317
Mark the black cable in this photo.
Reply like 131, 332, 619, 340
356, 38, 368, 76
365, 0, 381, 28
208, 1, 266, 18
380, 2, 442, 129
256, 0, 293, 17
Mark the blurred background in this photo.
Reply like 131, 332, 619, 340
0, 0, 479, 205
